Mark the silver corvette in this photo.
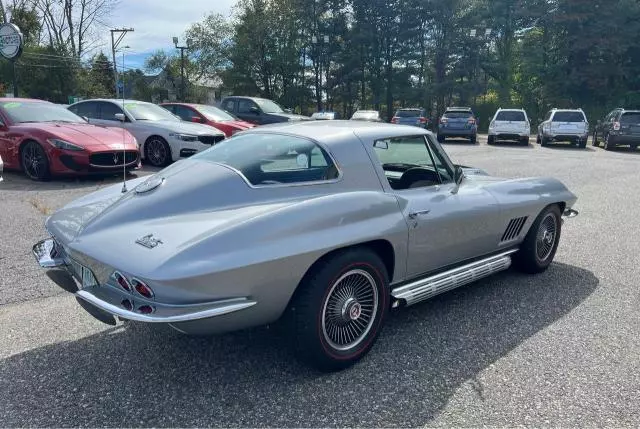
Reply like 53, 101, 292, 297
33, 121, 579, 370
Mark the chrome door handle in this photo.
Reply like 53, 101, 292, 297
408, 210, 431, 219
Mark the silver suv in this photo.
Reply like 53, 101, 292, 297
537, 108, 589, 148
488, 108, 530, 145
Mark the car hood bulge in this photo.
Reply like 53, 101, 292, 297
17, 123, 135, 147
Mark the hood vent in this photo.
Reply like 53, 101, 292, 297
501, 216, 527, 243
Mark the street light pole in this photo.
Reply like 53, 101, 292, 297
173, 37, 191, 101
110, 28, 134, 97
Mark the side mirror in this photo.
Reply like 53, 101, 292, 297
284, 108, 293, 113
191, 116, 202, 123
114, 113, 126, 122
249, 106, 260, 115
451, 165, 465, 194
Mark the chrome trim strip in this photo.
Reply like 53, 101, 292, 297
75, 290, 257, 323
392, 249, 517, 306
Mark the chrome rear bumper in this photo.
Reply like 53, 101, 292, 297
33, 238, 257, 325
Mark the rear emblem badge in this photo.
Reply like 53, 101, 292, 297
136, 234, 163, 249
113, 153, 120, 164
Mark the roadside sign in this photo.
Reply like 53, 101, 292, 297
0, 23, 24, 60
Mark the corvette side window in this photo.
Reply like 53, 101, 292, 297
372, 136, 441, 190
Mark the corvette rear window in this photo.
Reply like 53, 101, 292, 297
192, 133, 339, 186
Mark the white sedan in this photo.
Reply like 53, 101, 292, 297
68, 99, 226, 167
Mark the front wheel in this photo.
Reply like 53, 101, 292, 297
470, 134, 477, 144
145, 136, 172, 167
578, 139, 587, 149
487, 135, 495, 145
513, 205, 562, 274
520, 136, 530, 146
592, 131, 599, 147
21, 141, 51, 181
289, 248, 389, 371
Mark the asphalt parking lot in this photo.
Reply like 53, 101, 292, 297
1, 135, 640, 427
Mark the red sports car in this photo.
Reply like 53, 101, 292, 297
161, 102, 255, 137
0, 98, 140, 181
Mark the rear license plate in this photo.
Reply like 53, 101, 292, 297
69, 259, 98, 288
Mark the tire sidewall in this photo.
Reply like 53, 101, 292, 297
533, 207, 562, 269
294, 249, 389, 369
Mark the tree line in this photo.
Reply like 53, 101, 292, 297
2, 0, 640, 128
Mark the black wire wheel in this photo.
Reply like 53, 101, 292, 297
289, 248, 389, 371
144, 136, 171, 167
321, 269, 379, 352
513, 205, 562, 274
21, 141, 50, 181
535, 213, 558, 262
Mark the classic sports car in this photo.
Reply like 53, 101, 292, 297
34, 121, 579, 371
0, 98, 140, 180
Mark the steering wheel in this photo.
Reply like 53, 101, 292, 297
398, 167, 440, 189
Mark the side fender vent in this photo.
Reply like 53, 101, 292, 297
501, 216, 528, 242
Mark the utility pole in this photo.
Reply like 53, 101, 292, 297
173, 37, 191, 101
110, 28, 134, 97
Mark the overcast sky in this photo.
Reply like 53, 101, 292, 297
108, 0, 236, 71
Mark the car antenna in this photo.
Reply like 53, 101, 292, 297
120, 48, 128, 194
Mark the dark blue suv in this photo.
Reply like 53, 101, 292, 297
391, 108, 431, 129
437, 107, 478, 144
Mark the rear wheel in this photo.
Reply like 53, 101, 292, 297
487, 135, 495, 145
513, 205, 562, 274
592, 131, 599, 147
631, 144, 638, 151
145, 136, 172, 167
437, 134, 445, 143
541, 136, 550, 146
289, 248, 389, 371
21, 141, 50, 181
536, 134, 541, 145
470, 134, 477, 144
604, 134, 615, 151
520, 136, 530, 146
578, 138, 587, 149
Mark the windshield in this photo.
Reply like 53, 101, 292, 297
124, 102, 180, 121
0, 101, 85, 124
553, 111, 585, 122
196, 105, 236, 121
620, 112, 640, 124
495, 111, 526, 121
396, 109, 422, 118
254, 99, 284, 113
192, 133, 338, 186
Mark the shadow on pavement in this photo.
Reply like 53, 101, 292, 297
0, 262, 598, 427
488, 141, 533, 149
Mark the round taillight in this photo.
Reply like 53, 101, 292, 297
132, 278, 154, 299
138, 305, 154, 314
114, 272, 131, 291
121, 299, 133, 311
